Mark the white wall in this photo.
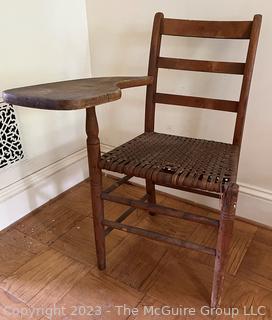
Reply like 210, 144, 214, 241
86, 0, 272, 225
0, 0, 91, 229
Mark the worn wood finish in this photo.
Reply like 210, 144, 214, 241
86, 107, 106, 270
1, 176, 272, 314
105, 194, 148, 236
58, 182, 93, 216
211, 183, 239, 307
102, 192, 219, 227
233, 14, 262, 147
2, 12, 261, 309
51, 216, 124, 266
0, 229, 47, 279
221, 278, 272, 318
145, 180, 156, 216
0, 249, 90, 309
237, 229, 272, 291
162, 18, 253, 39
16, 201, 86, 245
56, 271, 143, 320
104, 235, 167, 291
144, 250, 234, 309
142, 13, 261, 148
139, 196, 204, 244
103, 220, 216, 256
158, 57, 245, 75
0, 288, 42, 320
145, 12, 164, 132
178, 215, 257, 277
99, 13, 260, 308
3, 76, 153, 110
155, 93, 239, 112
103, 175, 132, 194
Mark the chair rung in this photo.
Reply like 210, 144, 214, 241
103, 220, 216, 256
105, 194, 148, 236
155, 93, 239, 112
158, 57, 245, 75
101, 193, 219, 227
103, 175, 132, 194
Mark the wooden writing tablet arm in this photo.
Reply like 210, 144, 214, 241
2, 76, 153, 110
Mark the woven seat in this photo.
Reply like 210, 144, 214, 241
101, 132, 239, 193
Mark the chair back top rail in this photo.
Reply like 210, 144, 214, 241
145, 12, 262, 150
162, 18, 253, 39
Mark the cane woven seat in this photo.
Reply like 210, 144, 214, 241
100, 132, 239, 193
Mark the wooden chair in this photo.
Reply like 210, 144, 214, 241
2, 12, 261, 308
92, 13, 262, 307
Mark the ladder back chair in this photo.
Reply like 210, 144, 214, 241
91, 13, 262, 307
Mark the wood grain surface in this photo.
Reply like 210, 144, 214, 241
2, 76, 153, 110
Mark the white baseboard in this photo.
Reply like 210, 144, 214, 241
1, 144, 272, 230
0, 149, 89, 231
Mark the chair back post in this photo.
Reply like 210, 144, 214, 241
233, 14, 262, 147
145, 12, 164, 132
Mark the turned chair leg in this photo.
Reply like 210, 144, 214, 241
86, 107, 106, 270
211, 183, 239, 307
146, 179, 156, 216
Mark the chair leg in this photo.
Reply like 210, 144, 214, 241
86, 107, 106, 270
146, 179, 156, 216
211, 183, 238, 307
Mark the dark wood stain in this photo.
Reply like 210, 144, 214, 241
2, 77, 153, 110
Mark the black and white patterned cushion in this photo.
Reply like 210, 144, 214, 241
0, 104, 24, 168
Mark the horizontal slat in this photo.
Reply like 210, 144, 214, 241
103, 220, 216, 255
162, 19, 252, 39
158, 57, 245, 75
103, 175, 132, 194
105, 194, 148, 236
155, 93, 239, 112
101, 193, 219, 227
